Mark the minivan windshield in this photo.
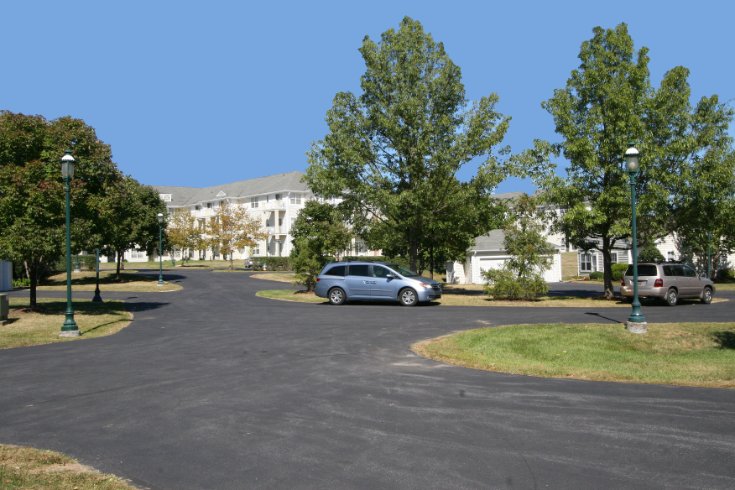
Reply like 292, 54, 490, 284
386, 264, 420, 277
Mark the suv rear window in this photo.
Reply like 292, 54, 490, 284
325, 265, 346, 277
625, 264, 658, 276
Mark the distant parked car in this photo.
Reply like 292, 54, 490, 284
314, 262, 442, 306
621, 262, 715, 306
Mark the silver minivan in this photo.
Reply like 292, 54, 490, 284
621, 262, 715, 306
314, 262, 442, 306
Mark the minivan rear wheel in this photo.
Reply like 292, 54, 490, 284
701, 287, 713, 305
665, 288, 678, 306
328, 287, 346, 305
399, 288, 418, 306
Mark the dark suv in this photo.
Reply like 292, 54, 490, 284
621, 262, 715, 306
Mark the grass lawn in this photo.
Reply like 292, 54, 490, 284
254, 286, 638, 308
251, 272, 297, 283
36, 271, 182, 293
0, 444, 136, 489
2, 298, 133, 349
256, 289, 325, 303
414, 322, 735, 388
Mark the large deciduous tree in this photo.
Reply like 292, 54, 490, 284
305, 17, 511, 272
0, 111, 121, 306
99, 176, 166, 277
530, 23, 734, 298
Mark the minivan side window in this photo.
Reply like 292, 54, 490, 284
348, 265, 371, 277
682, 266, 697, 277
327, 265, 346, 277
372, 265, 390, 278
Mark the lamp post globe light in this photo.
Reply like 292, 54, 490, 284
625, 146, 647, 334
157, 212, 164, 286
60, 150, 79, 337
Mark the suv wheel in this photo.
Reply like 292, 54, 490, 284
665, 288, 678, 306
399, 288, 418, 307
328, 287, 346, 305
701, 287, 713, 305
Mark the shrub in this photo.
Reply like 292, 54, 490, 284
611, 263, 628, 281
12, 277, 30, 288
257, 257, 291, 271
716, 267, 735, 283
638, 245, 664, 263
483, 269, 548, 300
589, 271, 603, 281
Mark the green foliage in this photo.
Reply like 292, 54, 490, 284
0, 111, 165, 302
258, 257, 291, 271
611, 263, 628, 281
342, 255, 410, 268
305, 17, 511, 272
716, 268, 735, 283
484, 269, 548, 300
638, 244, 664, 263
290, 201, 351, 290
12, 277, 30, 288
589, 271, 604, 281
482, 195, 554, 300
529, 23, 734, 298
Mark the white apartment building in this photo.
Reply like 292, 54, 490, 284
124, 172, 315, 263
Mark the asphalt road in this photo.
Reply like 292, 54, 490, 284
1, 271, 734, 489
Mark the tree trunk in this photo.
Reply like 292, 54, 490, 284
115, 249, 122, 278
601, 238, 614, 299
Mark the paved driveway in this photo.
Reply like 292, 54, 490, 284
1, 270, 734, 489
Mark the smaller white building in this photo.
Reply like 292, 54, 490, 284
447, 230, 562, 285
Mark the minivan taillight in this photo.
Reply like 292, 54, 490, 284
654, 278, 663, 287
316, 277, 320, 282
620, 278, 625, 286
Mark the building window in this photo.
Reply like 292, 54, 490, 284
610, 252, 618, 263
207, 202, 213, 209
252, 246, 260, 255
250, 197, 259, 208
580, 252, 593, 273
194, 205, 201, 211
275, 193, 281, 200
290, 194, 302, 205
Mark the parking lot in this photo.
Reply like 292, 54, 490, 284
1, 270, 734, 489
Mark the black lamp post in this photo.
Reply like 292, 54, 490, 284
625, 146, 647, 334
60, 150, 79, 337
157, 212, 164, 285
92, 247, 103, 302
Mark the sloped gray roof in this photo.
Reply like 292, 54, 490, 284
154, 171, 309, 207
470, 230, 507, 252
470, 229, 561, 252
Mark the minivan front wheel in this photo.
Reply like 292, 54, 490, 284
665, 288, 678, 306
328, 287, 346, 305
701, 287, 713, 305
399, 288, 418, 306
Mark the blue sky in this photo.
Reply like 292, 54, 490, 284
2, 1, 733, 193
